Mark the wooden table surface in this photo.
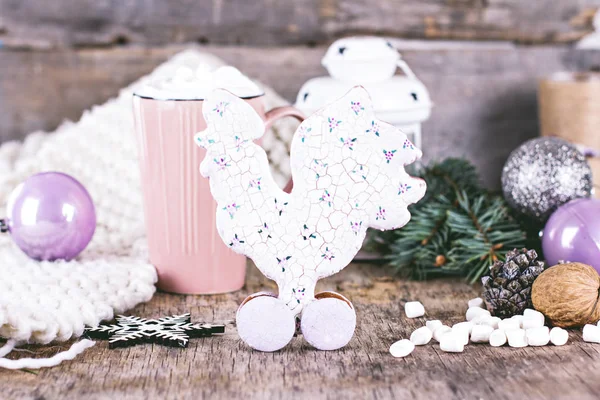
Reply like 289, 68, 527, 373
1, 262, 599, 399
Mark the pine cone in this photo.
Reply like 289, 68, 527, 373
481, 248, 546, 318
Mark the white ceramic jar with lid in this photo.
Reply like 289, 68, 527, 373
297, 36, 432, 150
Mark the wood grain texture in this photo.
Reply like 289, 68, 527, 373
1, 0, 600, 47
3, 45, 600, 188
1, 263, 599, 399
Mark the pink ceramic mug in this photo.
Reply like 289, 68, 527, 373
133, 93, 303, 294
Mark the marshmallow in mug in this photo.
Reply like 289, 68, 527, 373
136, 65, 264, 100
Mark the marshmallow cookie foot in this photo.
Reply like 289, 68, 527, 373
301, 292, 357, 351
236, 292, 296, 352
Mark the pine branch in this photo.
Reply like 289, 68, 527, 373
447, 194, 526, 283
367, 158, 529, 282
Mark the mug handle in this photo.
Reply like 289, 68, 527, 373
263, 106, 305, 193
264, 106, 305, 130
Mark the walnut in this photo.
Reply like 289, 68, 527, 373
532, 263, 600, 328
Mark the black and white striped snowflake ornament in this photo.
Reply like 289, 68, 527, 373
84, 313, 225, 348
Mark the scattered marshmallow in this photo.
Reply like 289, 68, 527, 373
389, 339, 415, 358
524, 308, 545, 323
468, 297, 484, 309
486, 316, 501, 329
433, 325, 452, 342
392, 306, 569, 356
506, 329, 528, 348
526, 326, 550, 346
511, 315, 525, 328
466, 307, 490, 322
583, 324, 600, 343
405, 301, 425, 318
489, 329, 507, 347
471, 325, 494, 343
549, 327, 569, 346
410, 326, 433, 346
473, 316, 501, 329
451, 325, 470, 346
440, 333, 465, 353
498, 318, 520, 332
452, 322, 473, 342
452, 321, 474, 334
533, 326, 549, 334
426, 320, 443, 333
522, 317, 544, 330
523, 309, 545, 328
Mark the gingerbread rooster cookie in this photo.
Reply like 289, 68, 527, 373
195, 86, 426, 351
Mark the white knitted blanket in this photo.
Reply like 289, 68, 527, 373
0, 49, 297, 344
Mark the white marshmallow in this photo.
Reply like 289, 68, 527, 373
533, 326, 549, 334
583, 324, 600, 343
135, 65, 263, 100
489, 329, 507, 347
389, 339, 415, 357
410, 326, 433, 346
506, 329, 528, 348
426, 320, 443, 333
468, 297, 484, 309
498, 318, 520, 331
523, 309, 545, 328
511, 315, 525, 328
524, 308, 545, 323
549, 327, 569, 346
522, 317, 544, 330
526, 326, 550, 346
471, 325, 494, 343
486, 316, 501, 329
466, 307, 490, 322
405, 301, 425, 318
433, 325, 452, 342
451, 326, 470, 346
452, 321, 474, 334
473, 316, 501, 329
439, 333, 465, 353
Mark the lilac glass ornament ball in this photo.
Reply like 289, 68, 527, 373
5, 172, 96, 261
542, 198, 600, 273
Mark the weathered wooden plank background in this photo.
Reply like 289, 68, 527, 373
2, 44, 600, 187
0, 0, 600, 186
2, 263, 600, 400
2, 0, 600, 187
1, 0, 599, 48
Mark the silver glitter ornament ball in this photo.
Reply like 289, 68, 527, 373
502, 137, 592, 222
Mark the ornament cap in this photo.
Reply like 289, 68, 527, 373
0, 219, 8, 233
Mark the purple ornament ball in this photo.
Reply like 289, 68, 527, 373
5, 172, 96, 261
542, 198, 600, 273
